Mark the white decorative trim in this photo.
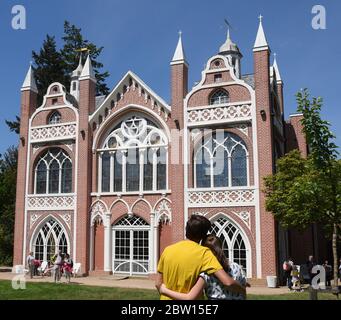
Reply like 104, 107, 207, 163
232, 124, 249, 137
231, 210, 251, 229
191, 211, 209, 217
187, 103, 252, 126
90, 201, 107, 226
61, 213, 72, 229
188, 188, 255, 208
27, 195, 76, 211
154, 199, 172, 225
30, 213, 42, 229
30, 123, 77, 143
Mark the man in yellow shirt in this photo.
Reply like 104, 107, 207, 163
156, 215, 246, 300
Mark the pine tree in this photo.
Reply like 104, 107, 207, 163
61, 21, 110, 96
32, 35, 68, 106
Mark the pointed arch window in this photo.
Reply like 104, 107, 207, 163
48, 111, 62, 125
210, 216, 249, 275
98, 115, 168, 193
210, 90, 230, 105
33, 219, 69, 262
194, 131, 248, 188
35, 149, 72, 194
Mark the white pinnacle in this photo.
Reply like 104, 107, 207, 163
171, 31, 188, 65
273, 54, 282, 82
80, 54, 96, 82
253, 15, 269, 51
21, 64, 38, 93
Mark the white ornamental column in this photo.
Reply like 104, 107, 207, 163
104, 212, 112, 272
149, 212, 157, 273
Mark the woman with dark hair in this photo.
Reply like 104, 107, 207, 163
160, 235, 249, 300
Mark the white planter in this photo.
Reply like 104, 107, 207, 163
266, 276, 278, 288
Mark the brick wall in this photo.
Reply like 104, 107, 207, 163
13, 89, 37, 265
254, 49, 277, 277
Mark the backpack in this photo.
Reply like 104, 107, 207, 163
69, 259, 74, 268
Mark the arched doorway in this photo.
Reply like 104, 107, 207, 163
112, 215, 150, 275
32, 218, 69, 262
210, 215, 251, 277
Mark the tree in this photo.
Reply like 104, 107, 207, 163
297, 89, 340, 286
32, 35, 68, 106
9, 20, 110, 131
0, 147, 17, 266
5, 116, 21, 135
61, 21, 110, 96
265, 89, 341, 286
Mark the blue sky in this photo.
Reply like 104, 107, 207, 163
0, 0, 340, 155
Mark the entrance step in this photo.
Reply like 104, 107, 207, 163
247, 278, 267, 287
88, 270, 112, 277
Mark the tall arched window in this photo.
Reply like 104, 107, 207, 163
210, 89, 229, 105
33, 218, 69, 262
194, 131, 248, 188
98, 115, 168, 193
48, 111, 61, 125
35, 149, 72, 194
210, 216, 249, 276
231, 145, 247, 186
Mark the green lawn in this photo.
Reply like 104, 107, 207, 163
0, 280, 338, 300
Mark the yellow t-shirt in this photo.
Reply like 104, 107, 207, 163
157, 240, 222, 300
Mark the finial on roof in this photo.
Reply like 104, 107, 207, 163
171, 31, 188, 65
21, 64, 38, 93
253, 14, 269, 52
219, 27, 241, 55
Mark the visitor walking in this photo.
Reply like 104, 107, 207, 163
26, 252, 35, 279
53, 251, 63, 283
322, 260, 332, 287
63, 254, 73, 283
306, 255, 316, 285
283, 257, 293, 290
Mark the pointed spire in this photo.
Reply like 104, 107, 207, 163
253, 15, 269, 52
273, 54, 282, 82
79, 54, 96, 82
21, 63, 38, 93
171, 31, 188, 66
72, 54, 83, 78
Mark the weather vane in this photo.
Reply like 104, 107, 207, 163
224, 18, 234, 32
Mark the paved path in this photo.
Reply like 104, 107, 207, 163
0, 272, 292, 295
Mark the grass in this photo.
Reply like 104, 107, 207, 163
0, 280, 338, 300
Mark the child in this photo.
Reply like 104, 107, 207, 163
291, 265, 303, 292
63, 254, 73, 283
159, 235, 249, 300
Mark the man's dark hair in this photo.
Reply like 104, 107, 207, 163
185, 215, 212, 243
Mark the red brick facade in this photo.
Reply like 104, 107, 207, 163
13, 30, 317, 280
